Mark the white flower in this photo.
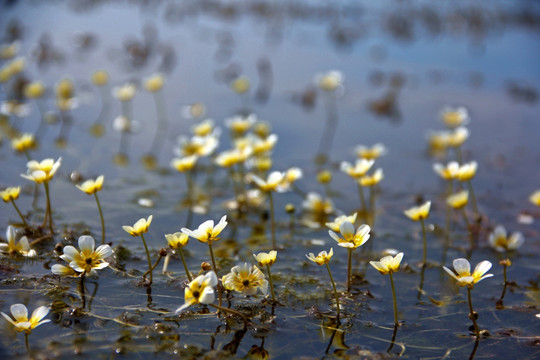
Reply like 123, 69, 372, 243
488, 225, 524, 252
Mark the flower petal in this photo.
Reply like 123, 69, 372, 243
473, 260, 492, 277
62, 246, 80, 262
78, 235, 95, 254
10, 304, 28, 322
452, 258, 470, 276
30, 306, 49, 323
94, 245, 113, 259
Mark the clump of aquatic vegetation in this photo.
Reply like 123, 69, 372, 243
1, 6, 540, 359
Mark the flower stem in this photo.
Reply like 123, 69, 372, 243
467, 180, 479, 216
389, 271, 399, 326
268, 191, 276, 249
347, 248, 352, 292
467, 287, 480, 338
11, 200, 28, 228
369, 185, 376, 227
420, 218, 427, 267
25, 332, 30, 353
140, 233, 153, 284
143, 253, 164, 277
357, 182, 367, 213
208, 241, 222, 306
499, 263, 508, 302
266, 264, 276, 303
325, 262, 341, 321
94, 192, 106, 245
185, 170, 194, 207
179, 248, 192, 281
43, 181, 53, 234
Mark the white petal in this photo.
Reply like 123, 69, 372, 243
339, 221, 354, 237
442, 266, 459, 281
94, 245, 113, 259
473, 261, 492, 277
213, 215, 228, 235
17, 236, 30, 251
6, 226, 16, 244
356, 224, 371, 237
452, 258, 470, 276
509, 233, 524, 250
198, 286, 215, 305
328, 230, 342, 243
10, 304, 28, 322
1, 311, 16, 325
93, 261, 110, 270
30, 306, 49, 322
78, 236, 95, 253
51, 264, 72, 276
205, 271, 218, 287
62, 246, 80, 262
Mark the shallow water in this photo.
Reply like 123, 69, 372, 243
1, 1, 540, 359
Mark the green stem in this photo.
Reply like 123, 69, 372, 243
389, 271, 399, 326
185, 171, 194, 208
179, 248, 192, 281
467, 287, 480, 338
499, 264, 508, 301
467, 180, 479, 216
455, 145, 463, 164
25, 332, 30, 353
369, 185, 375, 227
266, 264, 276, 303
43, 181, 53, 234
143, 254, 163, 277
325, 262, 341, 320
347, 248, 352, 292
140, 233, 153, 284
208, 241, 222, 306
94, 192, 106, 245
268, 191, 276, 249
420, 218, 427, 267
11, 200, 28, 228
461, 208, 474, 250
357, 182, 367, 213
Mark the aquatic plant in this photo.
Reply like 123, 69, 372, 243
0, 226, 36, 257
250, 171, 288, 248
1, 303, 49, 350
222, 263, 268, 296
529, 190, 540, 206
440, 106, 469, 129
404, 201, 431, 267
51, 235, 112, 277
253, 250, 277, 303
488, 225, 524, 253
165, 232, 192, 281
306, 248, 340, 320
355, 143, 387, 160
369, 252, 404, 326
443, 258, 493, 338
340, 159, 374, 213
123, 215, 154, 284
457, 161, 479, 216
20, 157, 62, 234
0, 186, 28, 228
328, 221, 370, 291
76, 175, 106, 245
182, 215, 228, 304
